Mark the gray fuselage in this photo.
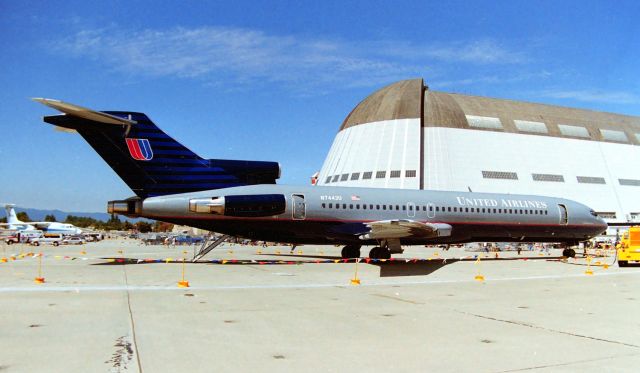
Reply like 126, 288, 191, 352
139, 184, 607, 246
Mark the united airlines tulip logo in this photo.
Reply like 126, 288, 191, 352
125, 138, 154, 161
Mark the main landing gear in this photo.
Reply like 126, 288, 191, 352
341, 245, 361, 258
368, 246, 391, 260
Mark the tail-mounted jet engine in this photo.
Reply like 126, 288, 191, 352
189, 194, 286, 217
107, 198, 143, 218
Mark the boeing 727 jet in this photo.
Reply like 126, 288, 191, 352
33, 98, 607, 259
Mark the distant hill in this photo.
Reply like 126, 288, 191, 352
0, 206, 149, 223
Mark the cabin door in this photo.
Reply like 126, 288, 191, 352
292, 194, 306, 220
558, 204, 568, 225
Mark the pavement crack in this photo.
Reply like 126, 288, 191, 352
372, 293, 423, 305
121, 263, 143, 372
494, 352, 640, 372
455, 310, 639, 349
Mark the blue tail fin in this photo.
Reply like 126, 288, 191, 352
37, 99, 279, 198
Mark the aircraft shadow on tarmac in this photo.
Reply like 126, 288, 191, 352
93, 254, 567, 278
263, 253, 457, 277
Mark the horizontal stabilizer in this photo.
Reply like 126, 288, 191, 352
32, 98, 137, 126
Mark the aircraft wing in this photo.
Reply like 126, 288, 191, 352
359, 220, 452, 240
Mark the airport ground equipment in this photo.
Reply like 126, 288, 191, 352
617, 226, 640, 267
193, 234, 230, 262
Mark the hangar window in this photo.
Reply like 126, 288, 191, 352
482, 171, 518, 180
362, 172, 373, 180
325, 176, 332, 183
466, 115, 503, 130
332, 175, 339, 182
390, 170, 401, 178
514, 120, 548, 134
558, 124, 590, 138
376, 171, 386, 179
577, 176, 606, 184
620, 178, 640, 186
350, 173, 360, 180
532, 173, 565, 182
596, 212, 617, 219
406, 170, 417, 177
600, 129, 628, 142
340, 174, 349, 181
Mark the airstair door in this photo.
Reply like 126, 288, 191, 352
558, 204, 568, 225
292, 194, 306, 220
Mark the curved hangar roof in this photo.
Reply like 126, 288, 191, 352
340, 78, 640, 145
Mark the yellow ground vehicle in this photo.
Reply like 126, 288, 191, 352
618, 226, 640, 267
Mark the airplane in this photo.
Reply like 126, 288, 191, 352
1, 204, 83, 235
33, 98, 607, 259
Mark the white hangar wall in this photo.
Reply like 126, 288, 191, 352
318, 118, 421, 189
316, 78, 640, 224
423, 127, 640, 222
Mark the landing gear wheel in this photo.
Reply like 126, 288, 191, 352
369, 247, 391, 259
562, 248, 576, 258
6, 240, 12, 245
618, 260, 628, 267
341, 245, 361, 259
53, 241, 59, 247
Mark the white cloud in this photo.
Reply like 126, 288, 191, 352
53, 26, 528, 92
539, 89, 640, 105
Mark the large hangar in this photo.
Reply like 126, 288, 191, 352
317, 78, 640, 225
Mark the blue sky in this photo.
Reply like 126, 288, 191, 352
1, 0, 639, 212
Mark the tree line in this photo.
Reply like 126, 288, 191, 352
1, 213, 173, 233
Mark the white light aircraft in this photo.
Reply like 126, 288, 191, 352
1, 204, 82, 235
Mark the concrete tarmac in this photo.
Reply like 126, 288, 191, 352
1, 239, 639, 372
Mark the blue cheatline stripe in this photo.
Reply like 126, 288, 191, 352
145, 179, 236, 190
150, 174, 239, 181
151, 149, 196, 156
131, 132, 171, 139
144, 166, 215, 172
147, 158, 206, 164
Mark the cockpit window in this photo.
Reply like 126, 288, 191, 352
590, 209, 598, 217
